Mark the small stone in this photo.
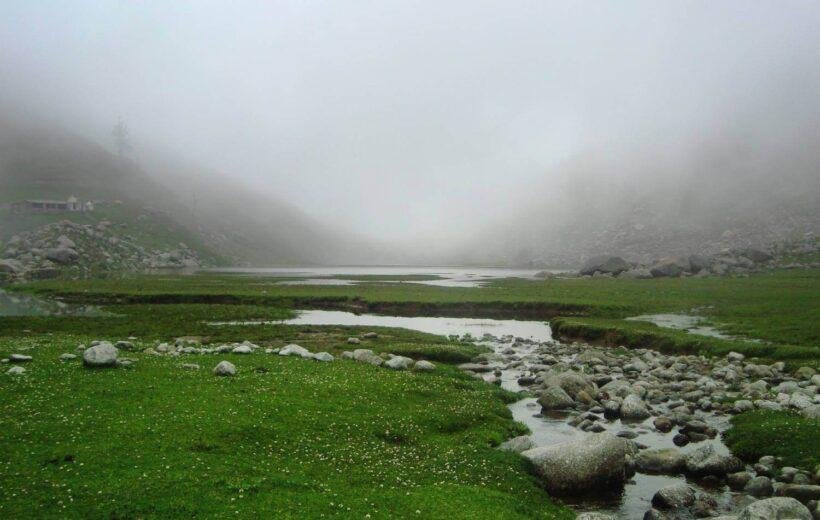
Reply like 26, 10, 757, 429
312, 352, 334, 362
231, 345, 253, 354
82, 342, 118, 367
6, 366, 25, 375
59, 353, 77, 361
181, 363, 200, 370
9, 354, 32, 362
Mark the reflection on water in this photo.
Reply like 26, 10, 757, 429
626, 313, 759, 342
0, 289, 107, 317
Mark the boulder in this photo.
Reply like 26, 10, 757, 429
213, 360, 236, 376
650, 257, 690, 278
620, 394, 651, 420
45, 247, 79, 265
521, 433, 631, 494
580, 256, 630, 276
231, 345, 253, 354
9, 354, 32, 362
777, 484, 820, 503
279, 344, 312, 358
352, 349, 383, 366
544, 371, 597, 400
636, 448, 686, 475
652, 483, 696, 509
0, 259, 23, 273
737, 497, 811, 519
414, 360, 436, 371
312, 352, 334, 362
684, 445, 744, 477
688, 254, 711, 273
538, 385, 575, 411
385, 356, 413, 370
620, 268, 653, 279
745, 476, 774, 497
745, 249, 773, 264
498, 435, 535, 453
82, 342, 118, 367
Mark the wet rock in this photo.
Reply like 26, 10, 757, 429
651, 483, 696, 509
521, 433, 632, 495
736, 497, 811, 519
673, 434, 690, 447
620, 394, 651, 420
213, 360, 236, 376
684, 444, 744, 477
538, 385, 575, 411
744, 476, 774, 497
543, 371, 597, 400
82, 342, 118, 367
653, 416, 673, 432
728, 471, 754, 490
636, 448, 686, 475
498, 435, 534, 453
777, 485, 820, 504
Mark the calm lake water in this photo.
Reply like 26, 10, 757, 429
204, 265, 566, 287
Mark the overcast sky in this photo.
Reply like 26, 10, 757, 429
2, 1, 819, 242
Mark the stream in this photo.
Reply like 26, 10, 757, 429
220, 309, 746, 519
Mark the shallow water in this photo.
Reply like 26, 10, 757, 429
218, 309, 743, 519
0, 289, 106, 317
627, 313, 737, 340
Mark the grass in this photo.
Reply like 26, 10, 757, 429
724, 410, 820, 469
0, 302, 571, 519
15, 268, 820, 362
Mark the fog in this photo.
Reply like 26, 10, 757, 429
2, 1, 819, 265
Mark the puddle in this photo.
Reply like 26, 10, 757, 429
0, 290, 106, 317
626, 313, 739, 340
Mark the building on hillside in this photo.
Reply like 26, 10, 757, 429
11, 195, 91, 213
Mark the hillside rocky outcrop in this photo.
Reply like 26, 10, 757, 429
576, 239, 819, 279
0, 220, 206, 283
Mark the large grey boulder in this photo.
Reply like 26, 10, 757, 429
279, 344, 312, 358
737, 497, 811, 519
650, 257, 690, 278
45, 247, 79, 265
652, 483, 696, 509
414, 360, 436, 371
385, 356, 413, 370
82, 342, 118, 367
688, 254, 711, 273
352, 349, 383, 366
0, 259, 24, 273
636, 448, 686, 474
538, 385, 575, 411
521, 433, 631, 494
580, 256, 630, 276
543, 371, 596, 400
620, 268, 653, 279
684, 445, 744, 477
620, 394, 651, 420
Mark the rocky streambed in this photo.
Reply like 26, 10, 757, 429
463, 331, 819, 519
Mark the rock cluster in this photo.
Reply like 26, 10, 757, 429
0, 219, 205, 283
